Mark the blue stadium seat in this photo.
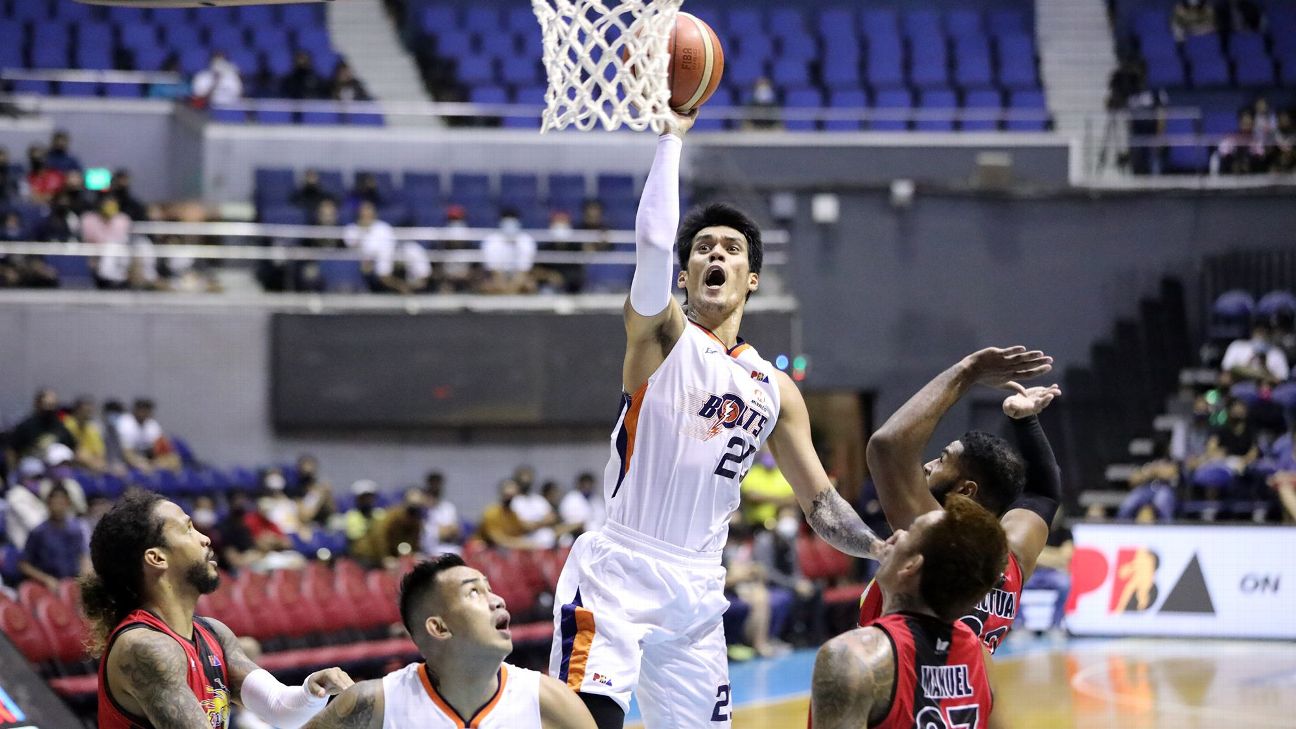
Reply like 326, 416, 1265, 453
1006, 90, 1048, 131
207, 25, 246, 53
692, 87, 734, 131
469, 85, 509, 106
262, 48, 293, 77
117, 22, 159, 50
459, 199, 499, 227
75, 46, 115, 71
1164, 117, 1207, 172
249, 26, 290, 53
778, 32, 818, 62
347, 112, 385, 127
945, 10, 984, 39
962, 88, 1002, 131
500, 173, 539, 204
59, 81, 101, 97
77, 20, 113, 44
871, 88, 911, 131
596, 174, 636, 202
47, 256, 92, 287
437, 31, 475, 58
261, 204, 307, 225
740, 33, 775, 61
280, 3, 322, 28
825, 89, 867, 131
505, 7, 534, 34
320, 260, 367, 293
480, 32, 516, 58
456, 54, 497, 86
463, 6, 501, 35
500, 56, 540, 86
1188, 55, 1230, 87
996, 34, 1038, 89
727, 8, 764, 35
902, 10, 941, 39
451, 173, 492, 200
421, 6, 459, 36
255, 168, 296, 204
31, 45, 71, 70
403, 172, 443, 209
822, 39, 862, 89
860, 9, 900, 40
131, 46, 168, 71
167, 24, 204, 52
548, 173, 587, 208
771, 58, 812, 89
104, 83, 145, 98
818, 8, 856, 39
954, 37, 993, 88
866, 38, 905, 89
301, 110, 341, 125
9, 0, 50, 22
784, 88, 823, 131
209, 107, 249, 123
1144, 51, 1186, 87
1229, 33, 1274, 86
178, 47, 211, 76
915, 89, 957, 131
32, 22, 70, 49
193, 6, 238, 30
909, 32, 949, 88
727, 54, 767, 87
768, 8, 805, 37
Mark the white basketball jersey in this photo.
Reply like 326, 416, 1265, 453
381, 662, 542, 729
604, 321, 782, 552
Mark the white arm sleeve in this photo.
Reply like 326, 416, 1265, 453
629, 134, 683, 316
239, 668, 329, 729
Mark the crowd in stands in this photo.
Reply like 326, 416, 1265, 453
0, 387, 874, 667
1213, 96, 1296, 174
1110, 288, 1296, 523
0, 130, 221, 292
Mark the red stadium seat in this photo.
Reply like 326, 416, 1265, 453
34, 598, 89, 664
0, 597, 55, 664
57, 578, 82, 615
366, 570, 401, 626
48, 674, 98, 701
303, 570, 356, 636
197, 586, 256, 638
266, 570, 326, 639
536, 546, 571, 589
18, 580, 55, 614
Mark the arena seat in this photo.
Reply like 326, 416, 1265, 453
0, 597, 55, 666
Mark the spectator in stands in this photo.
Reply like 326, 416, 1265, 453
290, 454, 337, 532
344, 479, 387, 565
1171, 0, 1217, 42
1217, 110, 1267, 174
17, 485, 87, 588
8, 389, 76, 461
329, 61, 371, 102
147, 58, 190, 100
0, 146, 22, 203
82, 194, 158, 290
113, 398, 181, 473
62, 396, 110, 474
25, 145, 64, 204
1206, 398, 1260, 473
292, 169, 337, 213
375, 488, 426, 559
192, 50, 244, 107
420, 471, 462, 556
217, 490, 303, 572
722, 516, 776, 660
558, 471, 605, 538
1222, 320, 1290, 385
0, 211, 21, 242
481, 208, 538, 294
371, 236, 432, 295
1218, 0, 1265, 37
100, 400, 127, 468
258, 467, 302, 538
478, 478, 540, 550
36, 190, 79, 242
61, 169, 95, 215
109, 169, 148, 221
1117, 439, 1179, 522
1268, 435, 1296, 522
280, 50, 326, 99
545, 211, 585, 293
743, 77, 782, 130
752, 505, 823, 646
349, 172, 386, 209
741, 450, 796, 530
0, 214, 55, 288
45, 130, 81, 172
4, 446, 86, 551
1274, 108, 1296, 174
1127, 85, 1169, 176
429, 204, 482, 293
510, 465, 558, 547
344, 199, 395, 269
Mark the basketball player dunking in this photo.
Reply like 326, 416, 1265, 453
549, 111, 887, 729
302, 554, 595, 729
812, 494, 1007, 729
85, 489, 353, 729
859, 348, 1063, 654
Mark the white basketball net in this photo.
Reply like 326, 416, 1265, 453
532, 0, 684, 133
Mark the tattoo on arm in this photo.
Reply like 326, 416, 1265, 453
203, 617, 261, 705
807, 489, 885, 560
302, 680, 382, 729
114, 632, 213, 729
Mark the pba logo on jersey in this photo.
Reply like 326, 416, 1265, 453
680, 387, 771, 441
590, 673, 613, 687
1067, 545, 1216, 616
750, 370, 769, 383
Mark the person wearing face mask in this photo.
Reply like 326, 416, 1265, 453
1172, 0, 1217, 42
743, 77, 781, 130
345, 480, 388, 566
9, 388, 77, 461
36, 190, 80, 242
3, 443, 87, 551
82, 194, 151, 290
753, 505, 824, 646
259, 468, 302, 538
478, 480, 540, 550
25, 145, 65, 204
481, 208, 538, 294
375, 489, 427, 559
433, 204, 480, 293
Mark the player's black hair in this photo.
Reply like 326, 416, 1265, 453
81, 488, 168, 656
399, 553, 468, 637
956, 431, 1025, 517
676, 202, 764, 275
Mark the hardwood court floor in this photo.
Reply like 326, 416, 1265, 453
627, 636, 1296, 728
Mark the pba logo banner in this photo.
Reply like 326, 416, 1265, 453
1066, 524, 1293, 639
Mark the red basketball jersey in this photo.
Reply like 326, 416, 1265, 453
859, 551, 1022, 654
98, 609, 231, 729
870, 613, 993, 729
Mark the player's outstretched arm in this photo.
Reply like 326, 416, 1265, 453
622, 111, 694, 392
769, 371, 886, 560
867, 347, 1052, 531
205, 617, 353, 728
1000, 382, 1063, 581
811, 627, 894, 729
106, 629, 217, 729
300, 680, 384, 729
539, 674, 598, 729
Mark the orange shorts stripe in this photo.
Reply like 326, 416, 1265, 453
565, 607, 597, 690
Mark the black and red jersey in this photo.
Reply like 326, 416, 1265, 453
860, 551, 1022, 655
98, 608, 231, 729
869, 612, 993, 729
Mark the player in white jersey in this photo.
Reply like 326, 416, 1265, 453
303, 554, 594, 729
549, 111, 889, 728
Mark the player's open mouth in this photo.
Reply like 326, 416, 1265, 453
494, 612, 511, 634
704, 265, 726, 289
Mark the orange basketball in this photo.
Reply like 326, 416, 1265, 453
667, 12, 725, 113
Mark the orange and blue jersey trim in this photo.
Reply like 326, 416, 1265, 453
419, 663, 508, 728
557, 589, 597, 690
689, 320, 751, 358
